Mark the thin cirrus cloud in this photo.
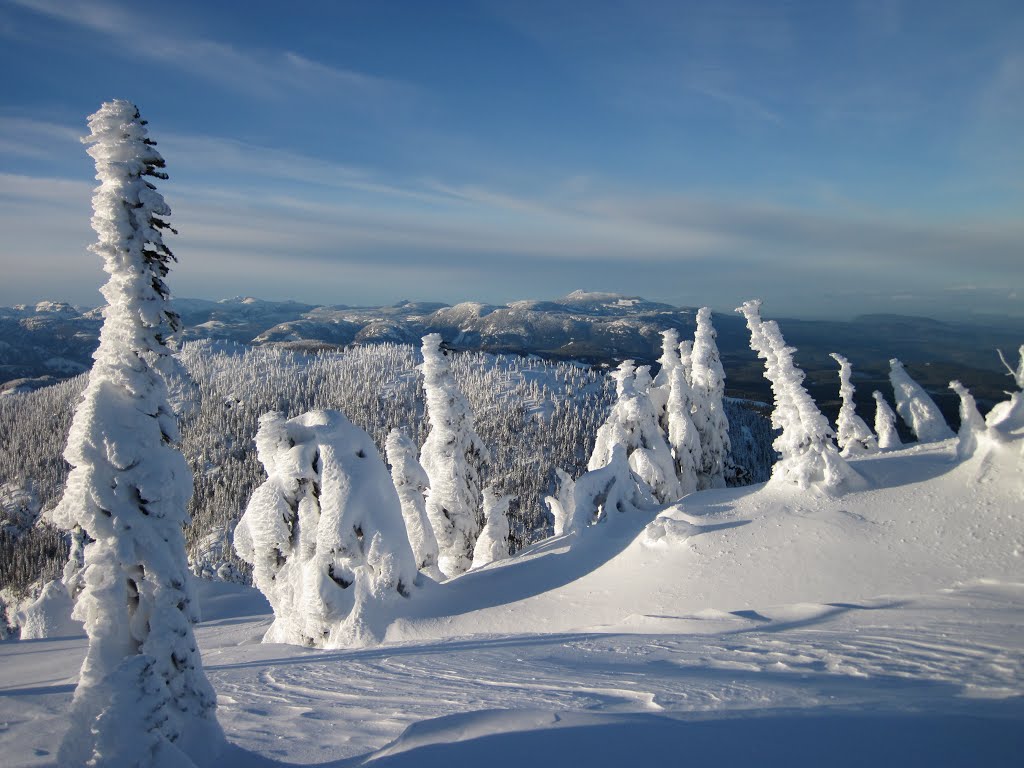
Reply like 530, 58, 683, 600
1, 110, 1021, 314
6, 0, 418, 105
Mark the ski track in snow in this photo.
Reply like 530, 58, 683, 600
4, 586, 1022, 766
202, 583, 1023, 763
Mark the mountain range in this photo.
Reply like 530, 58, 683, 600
2, 291, 1020, 425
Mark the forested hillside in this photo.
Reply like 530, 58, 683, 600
0, 341, 774, 594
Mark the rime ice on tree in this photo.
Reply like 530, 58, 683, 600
987, 346, 1024, 441
652, 330, 701, 494
574, 444, 658, 527
829, 353, 878, 456
667, 364, 702, 494
386, 428, 441, 576
873, 391, 903, 450
50, 100, 221, 767
471, 487, 513, 568
235, 410, 418, 648
889, 359, 954, 443
737, 299, 860, 493
690, 308, 733, 489
588, 360, 681, 503
949, 380, 987, 459
419, 334, 489, 578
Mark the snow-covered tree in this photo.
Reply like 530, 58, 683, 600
736, 300, 860, 492
385, 428, 441, 577
678, 339, 694, 382
589, 360, 681, 503
545, 468, 577, 537
649, 329, 700, 494
50, 100, 221, 767
0, 483, 40, 540
949, 380, 986, 459
872, 391, 903, 450
889, 359, 954, 443
666, 365, 701, 494
690, 308, 732, 489
987, 346, 1024, 440
574, 444, 658, 526
471, 487, 513, 568
650, 328, 681, 419
234, 410, 418, 648
419, 333, 489, 578
829, 353, 878, 456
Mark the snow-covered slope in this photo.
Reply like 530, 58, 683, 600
387, 438, 1021, 640
1, 437, 1021, 766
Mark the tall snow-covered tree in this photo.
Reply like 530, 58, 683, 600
651, 328, 700, 494
234, 410, 418, 648
471, 487, 513, 569
889, 359, 954, 443
589, 360, 681, 503
50, 100, 221, 767
385, 428, 441, 577
689, 308, 732, 489
872, 390, 903, 450
829, 353, 878, 456
666, 364, 701, 494
736, 300, 860, 492
651, 328, 681, 419
419, 334, 489, 578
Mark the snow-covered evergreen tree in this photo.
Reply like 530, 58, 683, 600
987, 346, 1024, 440
650, 328, 681, 419
575, 444, 658, 526
234, 410, 418, 648
736, 300, 860, 492
690, 308, 732, 489
829, 353, 878, 456
649, 328, 700, 494
949, 380, 986, 459
678, 339, 694, 382
385, 428, 440, 576
872, 390, 903, 450
666, 365, 701, 495
419, 334, 489, 578
50, 100, 221, 767
545, 468, 577, 537
588, 360, 681, 503
471, 487, 513, 568
889, 359, 954, 443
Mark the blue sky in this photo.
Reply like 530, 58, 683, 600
0, 0, 1021, 319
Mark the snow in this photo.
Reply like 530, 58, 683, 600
234, 410, 419, 649
419, 333, 489, 578
890, 358, 955, 443
47, 99, 222, 766
3, 432, 1021, 766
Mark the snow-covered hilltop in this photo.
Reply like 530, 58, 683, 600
2, 393, 1022, 765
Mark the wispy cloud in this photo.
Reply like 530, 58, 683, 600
7, 0, 418, 106
686, 83, 784, 125
0, 116, 82, 159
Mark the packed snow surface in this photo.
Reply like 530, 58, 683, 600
1, 439, 1022, 766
